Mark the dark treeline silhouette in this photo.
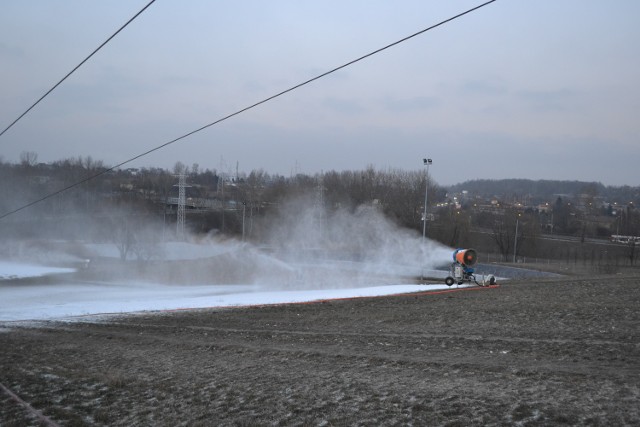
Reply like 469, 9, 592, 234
449, 178, 640, 206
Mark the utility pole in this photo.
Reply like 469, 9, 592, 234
242, 201, 246, 241
220, 172, 225, 233
422, 158, 432, 243
513, 215, 520, 263
421, 158, 432, 281
219, 156, 226, 233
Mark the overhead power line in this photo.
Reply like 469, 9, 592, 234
0, 0, 497, 221
0, 0, 157, 139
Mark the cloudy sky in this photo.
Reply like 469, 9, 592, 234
1, 0, 639, 186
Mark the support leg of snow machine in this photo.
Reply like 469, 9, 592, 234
478, 274, 496, 287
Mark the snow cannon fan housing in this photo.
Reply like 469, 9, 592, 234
454, 249, 477, 267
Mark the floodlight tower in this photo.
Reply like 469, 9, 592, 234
422, 158, 432, 242
420, 158, 432, 281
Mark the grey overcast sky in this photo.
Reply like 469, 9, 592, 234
1, 1, 639, 186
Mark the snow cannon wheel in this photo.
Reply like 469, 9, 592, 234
445, 276, 455, 287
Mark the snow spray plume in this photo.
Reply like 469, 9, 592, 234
262, 195, 452, 288
1, 189, 453, 290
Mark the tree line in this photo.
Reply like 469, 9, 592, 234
1, 153, 638, 267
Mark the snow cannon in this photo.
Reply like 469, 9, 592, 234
453, 249, 477, 267
445, 248, 495, 287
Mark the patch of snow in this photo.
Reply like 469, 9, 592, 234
0, 277, 459, 322
0, 261, 75, 280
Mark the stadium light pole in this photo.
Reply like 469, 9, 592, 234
422, 158, 432, 243
420, 158, 432, 281
513, 213, 521, 263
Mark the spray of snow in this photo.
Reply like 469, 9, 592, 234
0, 261, 75, 280
0, 196, 457, 321
263, 197, 453, 286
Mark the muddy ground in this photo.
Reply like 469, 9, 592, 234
1, 273, 639, 426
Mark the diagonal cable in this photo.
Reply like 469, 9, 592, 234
0, 0, 157, 138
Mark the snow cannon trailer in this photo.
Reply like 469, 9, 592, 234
445, 248, 496, 287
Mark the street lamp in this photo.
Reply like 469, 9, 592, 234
513, 213, 521, 263
242, 201, 246, 242
422, 158, 432, 243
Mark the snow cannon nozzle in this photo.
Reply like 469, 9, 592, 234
453, 249, 477, 267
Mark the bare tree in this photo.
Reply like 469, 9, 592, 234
173, 161, 187, 175
245, 169, 269, 236
19, 151, 38, 167
131, 223, 164, 262
492, 213, 517, 262
113, 216, 137, 261
437, 208, 471, 248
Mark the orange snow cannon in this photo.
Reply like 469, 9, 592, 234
454, 248, 477, 267
447, 248, 495, 287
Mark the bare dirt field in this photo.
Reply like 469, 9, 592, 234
1, 273, 639, 426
